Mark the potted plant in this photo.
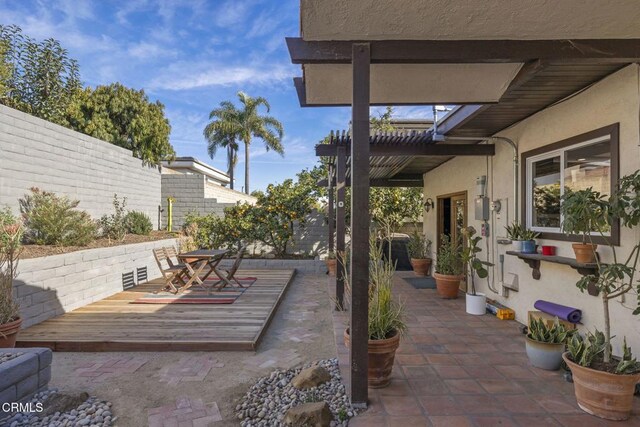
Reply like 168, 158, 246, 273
520, 228, 540, 254
460, 226, 493, 315
434, 234, 464, 299
343, 230, 407, 388
561, 171, 640, 420
325, 250, 337, 276
560, 188, 608, 263
407, 232, 432, 277
526, 317, 574, 370
505, 222, 525, 251
0, 209, 24, 348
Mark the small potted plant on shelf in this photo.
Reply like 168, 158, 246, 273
0, 209, 24, 348
561, 171, 640, 420
505, 222, 525, 251
526, 317, 574, 370
560, 188, 608, 263
460, 226, 493, 315
434, 234, 463, 299
520, 228, 540, 254
325, 250, 337, 276
343, 228, 407, 388
407, 232, 432, 277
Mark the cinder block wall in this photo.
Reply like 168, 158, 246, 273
14, 238, 178, 327
0, 105, 161, 227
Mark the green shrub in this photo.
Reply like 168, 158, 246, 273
0, 208, 22, 324
124, 211, 153, 235
99, 194, 127, 241
435, 234, 463, 275
19, 188, 97, 246
407, 232, 432, 259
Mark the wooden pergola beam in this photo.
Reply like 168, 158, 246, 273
315, 143, 495, 157
317, 177, 424, 188
287, 37, 640, 64
335, 145, 346, 311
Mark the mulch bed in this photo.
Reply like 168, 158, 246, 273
20, 231, 176, 259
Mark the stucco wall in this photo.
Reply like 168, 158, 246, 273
423, 64, 640, 354
0, 105, 162, 226
14, 238, 178, 328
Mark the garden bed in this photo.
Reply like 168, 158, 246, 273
20, 231, 175, 259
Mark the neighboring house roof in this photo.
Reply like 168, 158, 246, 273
161, 157, 231, 185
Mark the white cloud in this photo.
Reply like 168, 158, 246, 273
214, 0, 254, 28
127, 41, 176, 59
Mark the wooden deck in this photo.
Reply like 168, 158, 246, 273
17, 269, 295, 352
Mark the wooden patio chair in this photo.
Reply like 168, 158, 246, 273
164, 246, 182, 268
213, 245, 248, 289
153, 248, 187, 294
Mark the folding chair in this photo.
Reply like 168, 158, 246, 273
213, 245, 247, 289
152, 248, 187, 293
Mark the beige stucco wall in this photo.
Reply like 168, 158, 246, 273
423, 64, 640, 354
301, 0, 640, 41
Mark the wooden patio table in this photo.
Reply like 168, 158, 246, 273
176, 249, 229, 292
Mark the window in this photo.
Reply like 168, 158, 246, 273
521, 124, 619, 244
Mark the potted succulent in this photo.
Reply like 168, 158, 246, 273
343, 230, 407, 388
0, 209, 24, 348
560, 188, 608, 263
561, 171, 640, 420
433, 234, 464, 299
407, 232, 433, 277
460, 226, 493, 315
526, 317, 574, 370
325, 250, 337, 276
520, 228, 540, 254
505, 222, 525, 251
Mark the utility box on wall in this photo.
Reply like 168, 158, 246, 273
475, 196, 490, 221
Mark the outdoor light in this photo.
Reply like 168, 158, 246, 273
424, 197, 435, 212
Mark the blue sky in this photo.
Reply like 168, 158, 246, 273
1, 0, 435, 191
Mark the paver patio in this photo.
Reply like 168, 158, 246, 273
336, 271, 640, 427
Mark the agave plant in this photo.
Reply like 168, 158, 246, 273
527, 317, 574, 344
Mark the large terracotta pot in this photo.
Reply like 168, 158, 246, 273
344, 328, 400, 388
410, 258, 432, 277
563, 352, 640, 420
433, 273, 462, 299
0, 317, 22, 348
326, 259, 337, 276
572, 243, 598, 264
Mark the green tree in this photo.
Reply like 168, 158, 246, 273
0, 25, 81, 124
203, 101, 240, 189
0, 39, 12, 101
204, 92, 284, 194
66, 83, 174, 166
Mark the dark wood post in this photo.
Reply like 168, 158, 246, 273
349, 42, 370, 407
327, 164, 335, 256
336, 145, 346, 310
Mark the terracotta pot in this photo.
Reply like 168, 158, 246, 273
410, 258, 432, 277
563, 352, 640, 420
326, 259, 337, 276
344, 328, 401, 388
433, 273, 462, 299
0, 317, 22, 348
572, 243, 598, 264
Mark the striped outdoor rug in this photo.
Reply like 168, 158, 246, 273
132, 277, 257, 304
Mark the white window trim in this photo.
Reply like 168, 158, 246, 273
525, 134, 611, 234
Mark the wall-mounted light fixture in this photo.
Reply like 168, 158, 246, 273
424, 197, 435, 212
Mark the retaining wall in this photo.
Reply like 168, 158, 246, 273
0, 348, 52, 406
219, 258, 327, 275
14, 238, 178, 328
0, 104, 161, 227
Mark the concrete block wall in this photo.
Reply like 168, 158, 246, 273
0, 104, 161, 227
218, 258, 327, 274
291, 210, 329, 257
0, 348, 52, 406
14, 238, 178, 327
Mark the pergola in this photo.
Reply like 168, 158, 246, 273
287, 0, 640, 407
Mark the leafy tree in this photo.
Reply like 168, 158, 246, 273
0, 24, 81, 124
0, 39, 12, 101
66, 83, 174, 166
204, 92, 284, 194
370, 187, 423, 231
203, 101, 240, 189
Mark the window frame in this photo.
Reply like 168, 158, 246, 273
520, 123, 620, 245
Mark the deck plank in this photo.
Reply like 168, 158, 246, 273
17, 269, 295, 352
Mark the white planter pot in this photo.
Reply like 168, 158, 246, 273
511, 240, 524, 251
466, 292, 486, 315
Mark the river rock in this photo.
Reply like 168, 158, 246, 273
40, 392, 90, 417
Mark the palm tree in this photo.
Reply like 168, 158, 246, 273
204, 92, 284, 194
204, 101, 241, 189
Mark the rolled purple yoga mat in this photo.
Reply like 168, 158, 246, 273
534, 300, 582, 323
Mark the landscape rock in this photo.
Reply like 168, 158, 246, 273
291, 366, 331, 390
41, 392, 90, 417
283, 402, 333, 427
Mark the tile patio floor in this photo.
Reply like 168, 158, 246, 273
332, 271, 640, 427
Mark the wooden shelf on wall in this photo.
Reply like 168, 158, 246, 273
505, 251, 600, 296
